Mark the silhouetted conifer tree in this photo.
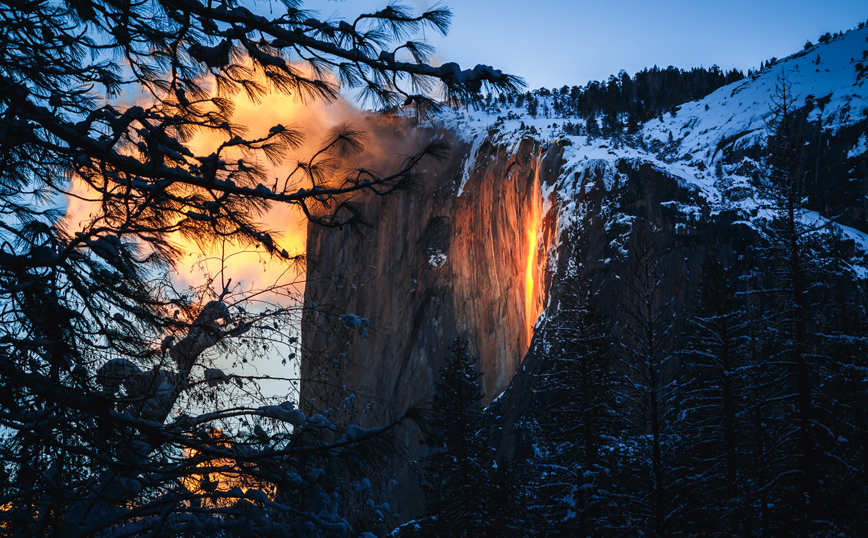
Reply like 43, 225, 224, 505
614, 225, 682, 538
416, 338, 493, 538
531, 267, 619, 537
676, 255, 751, 536
527, 96, 539, 117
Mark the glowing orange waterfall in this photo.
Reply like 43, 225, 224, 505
524, 162, 543, 345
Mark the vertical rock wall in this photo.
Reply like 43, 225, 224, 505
301, 132, 562, 418
300, 127, 562, 518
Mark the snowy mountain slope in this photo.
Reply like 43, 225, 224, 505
431, 23, 868, 278
438, 24, 868, 168
648, 28, 868, 155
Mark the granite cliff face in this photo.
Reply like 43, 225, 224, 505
301, 25, 868, 523
302, 133, 562, 417
300, 127, 564, 517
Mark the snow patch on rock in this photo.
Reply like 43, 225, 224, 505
428, 249, 447, 267
848, 133, 868, 158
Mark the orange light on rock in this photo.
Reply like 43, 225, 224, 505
181, 429, 276, 507
524, 167, 544, 345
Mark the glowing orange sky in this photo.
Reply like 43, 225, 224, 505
177, 88, 364, 294
181, 429, 276, 507
63, 77, 368, 302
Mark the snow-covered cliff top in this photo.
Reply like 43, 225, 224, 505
428, 24, 868, 268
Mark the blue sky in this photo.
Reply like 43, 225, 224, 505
306, 0, 867, 89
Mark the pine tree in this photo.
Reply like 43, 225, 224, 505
677, 255, 750, 536
750, 69, 868, 536
736, 253, 793, 538
586, 111, 600, 139
0, 0, 523, 533
417, 338, 493, 538
532, 269, 618, 537
760, 70, 819, 534
487, 460, 527, 538
806, 228, 868, 533
527, 96, 539, 117
614, 225, 681, 538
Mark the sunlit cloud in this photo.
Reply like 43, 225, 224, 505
174, 85, 364, 295
61, 60, 434, 312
